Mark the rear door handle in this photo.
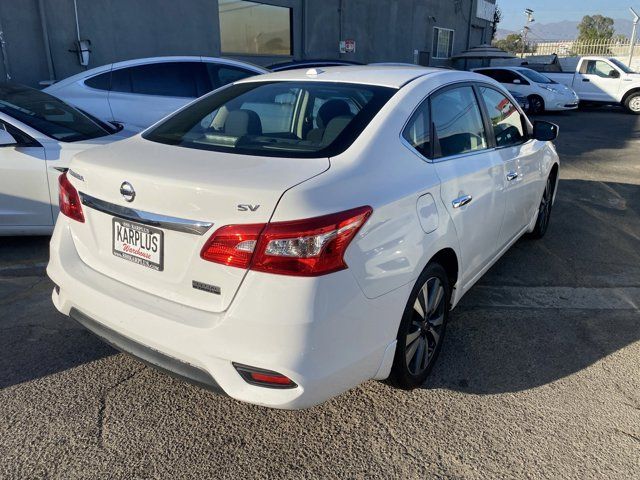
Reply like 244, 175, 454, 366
582, 78, 590, 82
452, 195, 473, 209
506, 171, 519, 181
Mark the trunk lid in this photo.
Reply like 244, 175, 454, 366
66, 137, 329, 312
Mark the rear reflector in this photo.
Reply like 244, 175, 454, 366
200, 206, 372, 276
233, 363, 297, 389
58, 172, 84, 223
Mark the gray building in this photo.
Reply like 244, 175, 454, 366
0, 0, 496, 87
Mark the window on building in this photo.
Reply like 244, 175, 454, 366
433, 27, 454, 59
431, 86, 487, 158
219, 0, 292, 56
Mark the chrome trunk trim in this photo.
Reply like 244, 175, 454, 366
79, 192, 213, 235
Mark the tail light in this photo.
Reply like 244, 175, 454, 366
200, 206, 372, 276
200, 224, 264, 268
58, 172, 84, 223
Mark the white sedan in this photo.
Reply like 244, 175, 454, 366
473, 66, 579, 114
0, 83, 131, 236
44, 56, 269, 131
47, 66, 560, 409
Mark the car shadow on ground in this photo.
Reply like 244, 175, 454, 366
425, 177, 640, 394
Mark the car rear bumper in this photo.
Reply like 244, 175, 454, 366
47, 219, 407, 409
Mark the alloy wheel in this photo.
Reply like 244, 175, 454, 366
530, 96, 544, 114
537, 177, 552, 233
629, 96, 640, 113
405, 276, 446, 376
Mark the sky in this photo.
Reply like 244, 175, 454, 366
497, 1, 635, 30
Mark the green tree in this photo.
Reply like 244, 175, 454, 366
494, 33, 534, 53
577, 15, 614, 42
574, 15, 615, 55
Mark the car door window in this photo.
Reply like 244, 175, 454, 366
477, 69, 499, 81
402, 102, 430, 158
84, 71, 111, 90
431, 86, 487, 158
477, 87, 526, 148
111, 68, 132, 93
584, 60, 616, 78
111, 63, 203, 97
216, 66, 255, 88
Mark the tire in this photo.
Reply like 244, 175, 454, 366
388, 262, 450, 390
529, 172, 555, 239
528, 95, 545, 115
624, 92, 640, 115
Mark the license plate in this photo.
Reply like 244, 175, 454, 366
112, 218, 164, 271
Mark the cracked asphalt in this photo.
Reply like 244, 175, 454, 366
1, 107, 639, 479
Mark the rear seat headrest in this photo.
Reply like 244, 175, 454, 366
224, 109, 263, 137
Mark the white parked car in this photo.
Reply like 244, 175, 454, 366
0, 83, 131, 236
473, 66, 579, 114
47, 67, 560, 409
44, 56, 269, 131
532, 57, 640, 114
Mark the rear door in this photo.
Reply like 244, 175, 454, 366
0, 120, 52, 227
108, 62, 203, 129
430, 85, 506, 287
476, 85, 541, 246
78, 70, 114, 121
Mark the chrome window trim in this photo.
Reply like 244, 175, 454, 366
399, 80, 495, 164
79, 193, 213, 235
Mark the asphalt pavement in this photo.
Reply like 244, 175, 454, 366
1, 107, 639, 479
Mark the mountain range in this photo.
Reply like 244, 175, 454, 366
496, 18, 634, 41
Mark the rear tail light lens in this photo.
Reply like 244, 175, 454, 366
200, 206, 372, 276
58, 172, 84, 223
233, 363, 297, 389
200, 224, 264, 269
253, 206, 372, 276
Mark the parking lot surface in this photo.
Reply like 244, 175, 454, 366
1, 108, 639, 479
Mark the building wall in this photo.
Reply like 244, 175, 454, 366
0, 0, 494, 87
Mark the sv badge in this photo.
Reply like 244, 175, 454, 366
237, 204, 260, 212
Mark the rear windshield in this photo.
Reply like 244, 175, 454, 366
143, 81, 396, 158
0, 84, 110, 142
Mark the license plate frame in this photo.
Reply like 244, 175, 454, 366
112, 218, 164, 271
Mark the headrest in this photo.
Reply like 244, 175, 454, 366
317, 100, 352, 129
224, 109, 262, 137
321, 115, 354, 145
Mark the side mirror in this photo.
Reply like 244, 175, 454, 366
608, 69, 620, 79
512, 79, 521, 84
0, 129, 17, 146
533, 121, 559, 142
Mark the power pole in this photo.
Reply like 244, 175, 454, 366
521, 8, 534, 58
629, 8, 639, 68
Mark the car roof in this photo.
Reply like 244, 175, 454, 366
45, 56, 268, 91
235, 65, 447, 89
269, 60, 362, 71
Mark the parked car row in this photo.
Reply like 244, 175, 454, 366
498, 55, 640, 114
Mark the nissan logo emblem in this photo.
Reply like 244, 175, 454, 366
120, 181, 135, 202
